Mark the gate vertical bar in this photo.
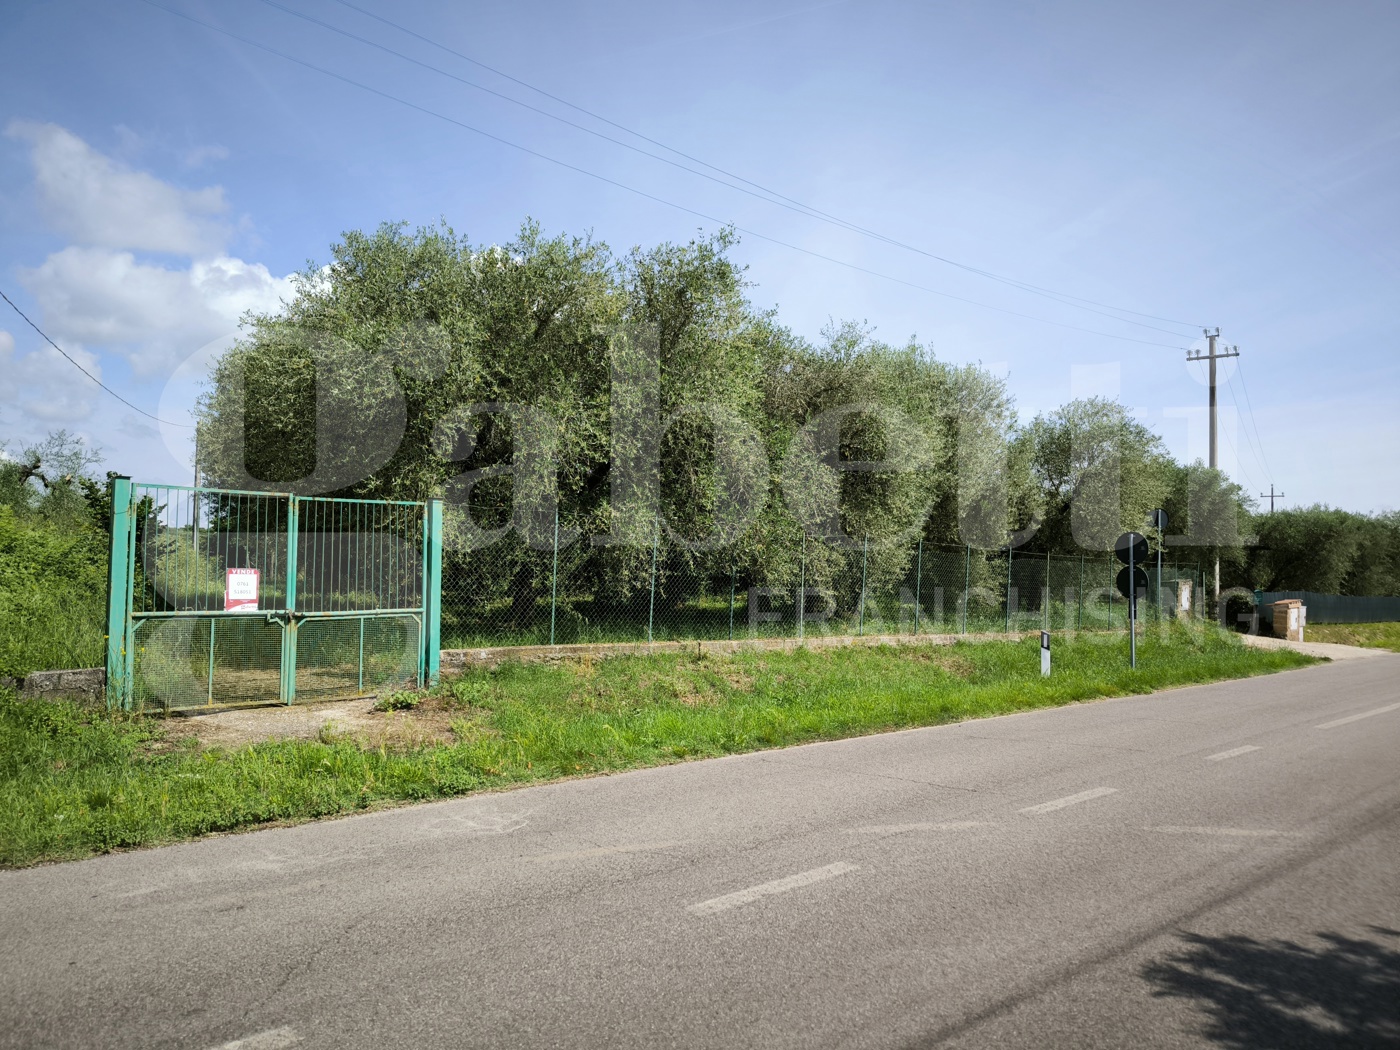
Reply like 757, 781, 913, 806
281, 495, 299, 704
104, 476, 134, 710
425, 498, 442, 686
206, 620, 216, 706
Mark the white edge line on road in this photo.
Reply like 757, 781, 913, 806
208, 1027, 299, 1050
1206, 745, 1262, 761
687, 862, 857, 916
1316, 702, 1400, 730
1019, 786, 1117, 815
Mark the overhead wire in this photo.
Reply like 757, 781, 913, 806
142, 0, 1193, 350
1224, 371, 1270, 491
0, 287, 194, 428
1231, 359, 1276, 482
296, 0, 1206, 335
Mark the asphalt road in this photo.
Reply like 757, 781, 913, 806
3, 656, 1399, 1050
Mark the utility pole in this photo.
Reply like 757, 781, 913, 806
1186, 329, 1240, 604
1259, 484, 1285, 513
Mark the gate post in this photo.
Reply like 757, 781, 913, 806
424, 498, 443, 686
281, 495, 299, 704
104, 476, 134, 710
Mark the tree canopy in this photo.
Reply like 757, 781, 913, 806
192, 219, 1398, 599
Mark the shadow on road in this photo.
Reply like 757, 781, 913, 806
1141, 927, 1400, 1048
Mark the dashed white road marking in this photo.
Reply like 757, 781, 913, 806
1206, 745, 1261, 761
1316, 703, 1400, 730
1151, 826, 1297, 838
1019, 787, 1117, 815
208, 1027, 299, 1050
688, 862, 857, 916
845, 821, 988, 835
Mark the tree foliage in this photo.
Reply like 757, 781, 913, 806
190, 218, 1397, 601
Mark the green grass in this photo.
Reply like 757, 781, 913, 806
0, 624, 1315, 867
1304, 622, 1400, 653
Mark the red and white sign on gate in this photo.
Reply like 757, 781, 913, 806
224, 567, 260, 612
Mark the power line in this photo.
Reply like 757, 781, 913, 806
143, 0, 1192, 350
1232, 358, 1276, 482
1225, 369, 1271, 487
0, 287, 194, 428
303, 0, 1206, 334
1226, 378, 1270, 494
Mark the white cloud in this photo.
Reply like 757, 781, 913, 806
0, 327, 102, 423
6, 120, 230, 255
2, 123, 293, 479
20, 247, 293, 374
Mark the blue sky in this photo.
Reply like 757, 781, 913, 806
1, 0, 1396, 513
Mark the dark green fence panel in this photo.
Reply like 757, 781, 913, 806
1256, 591, 1400, 624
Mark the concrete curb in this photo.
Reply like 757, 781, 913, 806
440, 630, 1041, 671
3, 667, 107, 705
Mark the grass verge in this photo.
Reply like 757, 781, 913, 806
1, 625, 1315, 867
1303, 622, 1400, 653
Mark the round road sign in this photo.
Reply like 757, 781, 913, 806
1115, 531, 1148, 565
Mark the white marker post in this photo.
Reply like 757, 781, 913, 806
1040, 630, 1051, 676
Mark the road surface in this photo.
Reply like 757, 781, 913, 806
3, 655, 1398, 1049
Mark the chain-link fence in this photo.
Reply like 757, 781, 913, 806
440, 528, 1202, 650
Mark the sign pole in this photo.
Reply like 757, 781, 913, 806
1129, 541, 1137, 670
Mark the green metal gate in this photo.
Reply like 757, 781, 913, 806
105, 477, 442, 711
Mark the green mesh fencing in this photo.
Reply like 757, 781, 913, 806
438, 522, 1202, 652
295, 614, 422, 702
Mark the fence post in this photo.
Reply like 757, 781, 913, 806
207, 620, 216, 707
1107, 557, 1113, 628
1078, 554, 1084, 630
1005, 546, 1013, 634
424, 498, 443, 685
104, 475, 133, 710
549, 506, 559, 646
859, 536, 869, 636
913, 538, 923, 636
798, 532, 806, 643
281, 495, 299, 705
647, 515, 659, 644
1044, 549, 1051, 631
962, 545, 970, 635
728, 565, 736, 641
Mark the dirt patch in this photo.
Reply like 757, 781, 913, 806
157, 694, 463, 751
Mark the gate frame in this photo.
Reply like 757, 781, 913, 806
104, 477, 443, 711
